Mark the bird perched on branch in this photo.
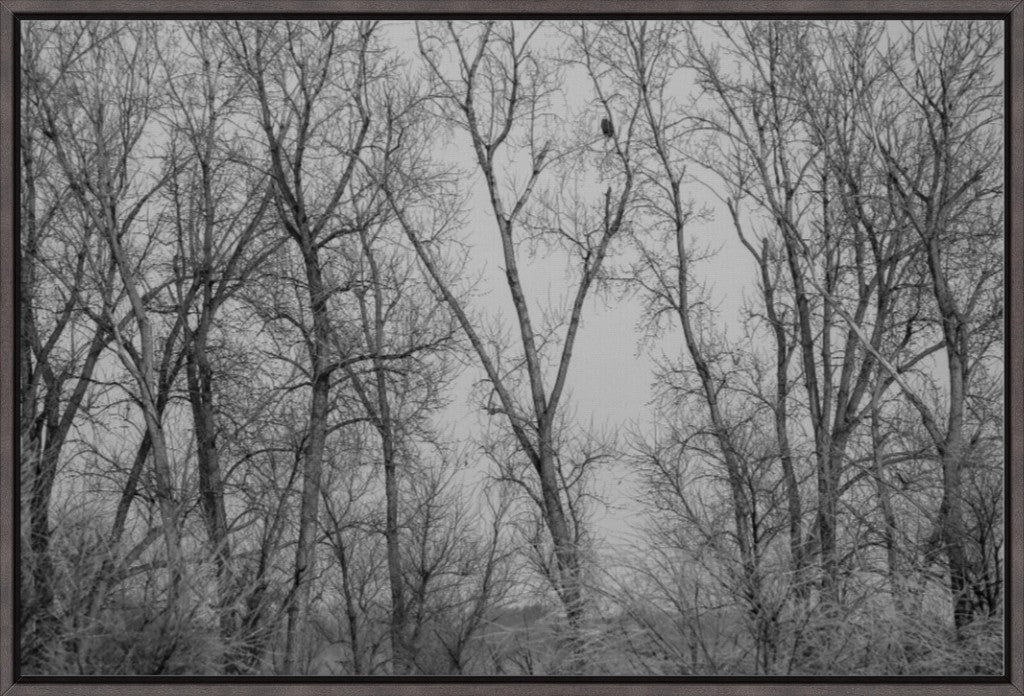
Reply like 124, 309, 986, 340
600, 117, 614, 139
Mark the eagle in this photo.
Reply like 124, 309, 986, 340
600, 117, 614, 139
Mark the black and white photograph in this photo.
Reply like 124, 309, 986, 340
9, 12, 1012, 679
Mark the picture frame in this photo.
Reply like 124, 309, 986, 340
0, 1, 1021, 694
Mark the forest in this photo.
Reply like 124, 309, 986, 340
17, 18, 1005, 676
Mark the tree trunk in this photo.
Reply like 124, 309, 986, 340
535, 429, 584, 666
870, 385, 904, 614
925, 232, 975, 634
359, 230, 411, 674
382, 403, 410, 673
283, 242, 331, 673
940, 351, 973, 634
186, 327, 235, 669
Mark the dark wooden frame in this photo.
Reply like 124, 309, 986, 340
0, 1, 1020, 694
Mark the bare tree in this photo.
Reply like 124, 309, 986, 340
155, 21, 279, 669
682, 20, 930, 607
867, 20, 1003, 634
31, 21, 191, 644
340, 124, 463, 669
223, 19, 379, 671
388, 21, 638, 666
18, 22, 121, 663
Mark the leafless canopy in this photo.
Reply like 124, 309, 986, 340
13, 17, 1007, 679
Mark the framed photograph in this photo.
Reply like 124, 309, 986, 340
1, 1, 1021, 695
